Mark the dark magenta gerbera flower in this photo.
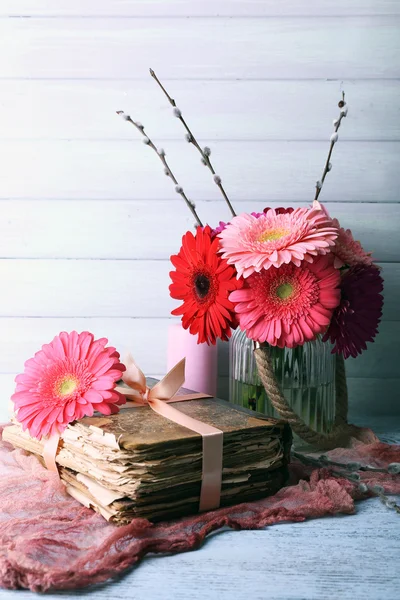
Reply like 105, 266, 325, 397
211, 221, 228, 238
323, 264, 384, 358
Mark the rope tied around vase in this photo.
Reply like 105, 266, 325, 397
254, 345, 351, 450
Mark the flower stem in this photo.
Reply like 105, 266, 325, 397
116, 111, 203, 227
149, 68, 236, 218
314, 91, 348, 202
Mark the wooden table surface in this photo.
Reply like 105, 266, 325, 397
1, 417, 399, 600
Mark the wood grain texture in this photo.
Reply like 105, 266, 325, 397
0, 375, 15, 421
0, 260, 396, 319
1, 201, 399, 260
0, 318, 398, 380
0, 17, 399, 80
2, 1, 400, 18
1, 80, 399, 141
0, 318, 171, 376
0, 140, 398, 201
0, 3, 398, 424
0, 260, 173, 317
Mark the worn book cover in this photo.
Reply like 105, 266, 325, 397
4, 394, 291, 523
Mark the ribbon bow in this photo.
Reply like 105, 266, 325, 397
116, 353, 187, 405
116, 355, 223, 512
44, 355, 223, 513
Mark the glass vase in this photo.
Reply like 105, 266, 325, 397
229, 328, 336, 444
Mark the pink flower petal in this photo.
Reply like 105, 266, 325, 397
84, 390, 104, 404
91, 377, 116, 391
65, 401, 77, 417
81, 403, 94, 418
94, 402, 113, 416
77, 331, 94, 360
92, 357, 117, 378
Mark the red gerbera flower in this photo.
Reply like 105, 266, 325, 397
323, 264, 384, 358
169, 226, 242, 345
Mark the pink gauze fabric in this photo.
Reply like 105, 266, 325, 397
0, 424, 399, 593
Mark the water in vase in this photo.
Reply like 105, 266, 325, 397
229, 329, 336, 442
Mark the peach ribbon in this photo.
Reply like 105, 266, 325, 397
116, 355, 223, 512
43, 356, 223, 513
43, 433, 61, 474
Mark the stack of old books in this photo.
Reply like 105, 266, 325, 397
4, 393, 291, 524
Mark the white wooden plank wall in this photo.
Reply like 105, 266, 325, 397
0, 1, 399, 422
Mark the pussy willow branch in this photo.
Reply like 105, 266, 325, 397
314, 91, 348, 201
116, 111, 203, 227
150, 68, 236, 218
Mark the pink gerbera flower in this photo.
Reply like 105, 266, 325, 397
229, 256, 341, 348
11, 331, 126, 440
313, 201, 373, 268
323, 265, 384, 358
331, 218, 373, 268
218, 207, 338, 278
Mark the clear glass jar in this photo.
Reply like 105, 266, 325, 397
229, 328, 336, 437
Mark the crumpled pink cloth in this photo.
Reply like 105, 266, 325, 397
0, 425, 399, 593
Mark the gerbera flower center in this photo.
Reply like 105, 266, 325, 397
276, 283, 294, 300
57, 376, 79, 397
247, 264, 322, 323
194, 273, 211, 299
257, 228, 289, 243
